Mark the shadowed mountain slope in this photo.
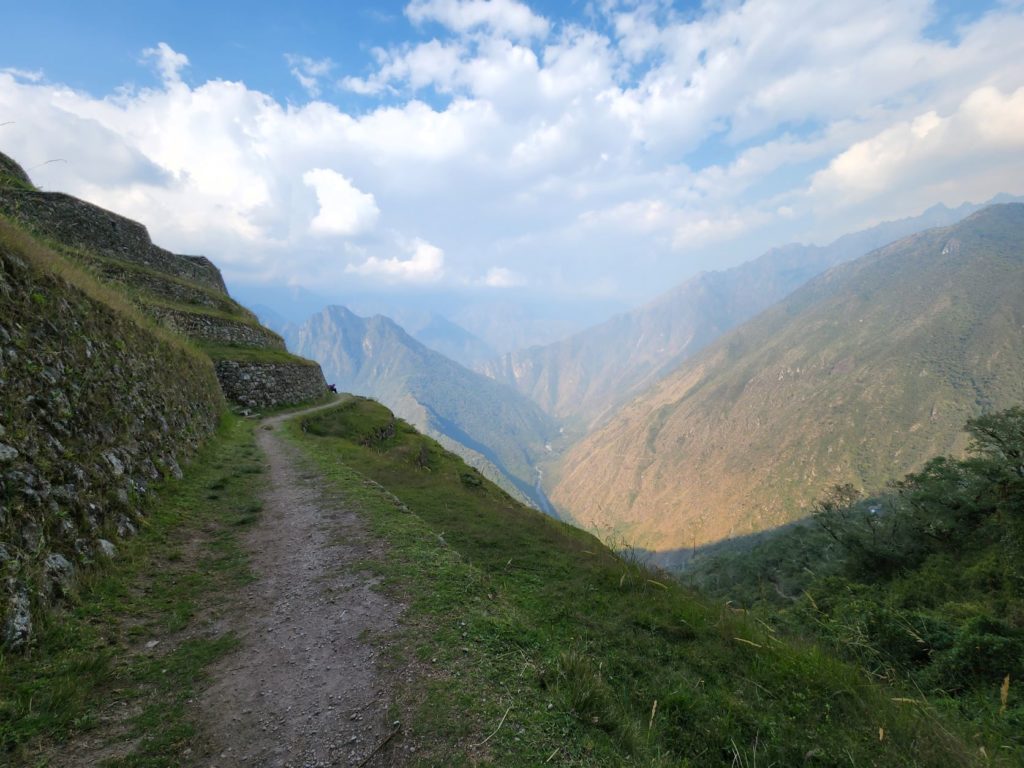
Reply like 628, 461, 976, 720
551, 204, 1024, 551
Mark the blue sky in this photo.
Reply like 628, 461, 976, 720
2, 0, 1023, 320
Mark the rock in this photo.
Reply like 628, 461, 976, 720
3, 580, 32, 651
97, 539, 118, 559
116, 515, 138, 538
103, 451, 125, 477
0, 442, 18, 462
58, 515, 77, 539
166, 456, 184, 480
43, 553, 75, 598
85, 502, 102, 531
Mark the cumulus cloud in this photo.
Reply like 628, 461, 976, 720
347, 239, 445, 281
2, 2, 1024, 301
406, 0, 550, 40
1, 67, 43, 83
143, 42, 189, 83
341, 40, 466, 96
810, 85, 1024, 209
303, 168, 380, 236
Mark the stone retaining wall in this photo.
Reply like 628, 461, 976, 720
0, 227, 223, 650
148, 306, 286, 349
215, 360, 328, 409
83, 256, 246, 316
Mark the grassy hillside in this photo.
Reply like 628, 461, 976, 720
683, 409, 1023, 755
551, 204, 1024, 551
479, 199, 998, 434
286, 397, 1003, 766
289, 306, 559, 508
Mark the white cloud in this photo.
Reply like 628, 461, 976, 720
810, 85, 1024, 208
483, 266, 525, 287
406, 0, 550, 40
143, 42, 189, 84
342, 40, 465, 95
1, 67, 43, 83
2, 2, 1024, 302
286, 55, 334, 97
303, 168, 380, 236
347, 239, 445, 282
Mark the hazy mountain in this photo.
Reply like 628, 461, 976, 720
480, 198, 1014, 434
550, 204, 1024, 552
288, 306, 560, 510
233, 282, 626, 355
405, 313, 497, 369
254, 300, 498, 377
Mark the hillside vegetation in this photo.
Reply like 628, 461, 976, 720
684, 408, 1023, 754
286, 397, 1004, 766
552, 205, 1024, 552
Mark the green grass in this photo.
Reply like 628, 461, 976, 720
287, 397, 993, 767
0, 414, 265, 767
198, 342, 319, 365
138, 295, 276, 331
61, 247, 253, 318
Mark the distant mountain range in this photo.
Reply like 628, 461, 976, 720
254, 305, 496, 369
550, 204, 1024, 552
285, 306, 560, 510
478, 198, 1019, 435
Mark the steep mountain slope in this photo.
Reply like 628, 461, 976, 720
254, 303, 497, 370
288, 306, 559, 508
286, 397, 1001, 766
551, 204, 1024, 551
481, 200, 1008, 432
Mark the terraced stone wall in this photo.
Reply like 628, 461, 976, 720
215, 360, 328, 409
80, 256, 246, 316
147, 306, 286, 350
0, 188, 227, 293
0, 224, 223, 650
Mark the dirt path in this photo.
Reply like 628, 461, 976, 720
196, 402, 406, 768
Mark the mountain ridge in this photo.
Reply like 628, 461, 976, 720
480, 197, 1018, 434
550, 203, 1024, 551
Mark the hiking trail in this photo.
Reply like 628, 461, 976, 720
196, 401, 407, 767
